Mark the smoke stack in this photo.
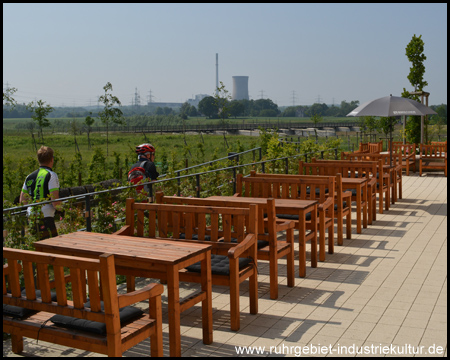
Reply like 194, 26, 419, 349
215, 53, 219, 96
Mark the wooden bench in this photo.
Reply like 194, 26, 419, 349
339, 152, 392, 210
248, 171, 351, 246
356, 140, 383, 153
155, 191, 295, 300
3, 248, 163, 357
341, 151, 402, 203
114, 199, 259, 331
389, 143, 416, 176
235, 173, 334, 265
431, 140, 447, 151
419, 143, 447, 177
305, 158, 379, 222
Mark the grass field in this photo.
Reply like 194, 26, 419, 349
2, 116, 355, 131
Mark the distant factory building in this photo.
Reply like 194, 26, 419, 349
232, 76, 249, 100
187, 94, 209, 107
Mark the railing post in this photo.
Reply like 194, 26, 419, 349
262, 161, 265, 173
196, 174, 200, 198
232, 167, 237, 194
321, 150, 324, 159
85, 195, 92, 232
149, 182, 153, 202
335, 148, 338, 160
285, 158, 289, 174
259, 148, 262, 161
177, 171, 181, 196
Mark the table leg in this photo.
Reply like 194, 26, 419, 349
298, 210, 306, 278
201, 251, 213, 345
310, 207, 318, 268
363, 184, 367, 229
167, 266, 181, 357
356, 185, 362, 234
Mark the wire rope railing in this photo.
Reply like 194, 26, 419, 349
3, 147, 338, 238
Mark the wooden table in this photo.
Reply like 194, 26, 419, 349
207, 196, 317, 278
341, 177, 368, 234
34, 231, 213, 357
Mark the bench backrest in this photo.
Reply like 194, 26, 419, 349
357, 140, 383, 153
155, 192, 276, 241
431, 141, 447, 152
3, 248, 118, 324
389, 143, 416, 157
123, 199, 258, 254
301, 158, 379, 180
420, 143, 447, 159
248, 170, 344, 211
236, 172, 334, 205
341, 151, 401, 168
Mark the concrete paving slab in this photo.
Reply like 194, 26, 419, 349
3, 173, 446, 357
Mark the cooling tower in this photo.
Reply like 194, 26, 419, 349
232, 76, 249, 100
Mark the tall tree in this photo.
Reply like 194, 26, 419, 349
98, 82, 124, 156
229, 100, 245, 118
198, 96, 218, 119
26, 99, 54, 142
401, 34, 428, 144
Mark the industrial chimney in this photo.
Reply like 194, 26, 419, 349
215, 53, 219, 96
232, 76, 249, 100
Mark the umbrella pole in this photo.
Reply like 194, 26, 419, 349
389, 118, 393, 168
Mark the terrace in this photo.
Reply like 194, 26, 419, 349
3, 172, 447, 357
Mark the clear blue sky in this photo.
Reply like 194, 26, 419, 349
3, 3, 447, 108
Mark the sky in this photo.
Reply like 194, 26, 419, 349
3, 3, 447, 108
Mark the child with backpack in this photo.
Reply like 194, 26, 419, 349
128, 143, 159, 195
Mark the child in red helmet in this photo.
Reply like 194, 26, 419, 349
128, 143, 160, 194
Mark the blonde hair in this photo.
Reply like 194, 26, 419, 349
37, 146, 54, 165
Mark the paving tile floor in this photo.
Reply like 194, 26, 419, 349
3, 172, 447, 357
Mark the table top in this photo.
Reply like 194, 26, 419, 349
341, 177, 368, 185
34, 231, 212, 266
206, 196, 317, 209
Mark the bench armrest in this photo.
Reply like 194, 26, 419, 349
275, 219, 296, 232
118, 282, 164, 308
228, 234, 256, 259
318, 197, 334, 212
113, 225, 131, 236
342, 190, 352, 200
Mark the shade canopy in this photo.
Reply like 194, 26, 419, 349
347, 95, 437, 117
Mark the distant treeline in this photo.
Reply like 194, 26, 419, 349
4, 99, 447, 124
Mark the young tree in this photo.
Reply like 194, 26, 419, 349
69, 116, 81, 157
401, 34, 428, 144
364, 116, 379, 142
214, 81, 232, 149
3, 86, 18, 108
310, 113, 323, 142
84, 112, 95, 149
26, 99, 54, 142
26, 121, 38, 152
214, 81, 231, 125
98, 82, 124, 156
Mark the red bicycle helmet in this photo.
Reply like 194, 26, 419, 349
135, 143, 155, 155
